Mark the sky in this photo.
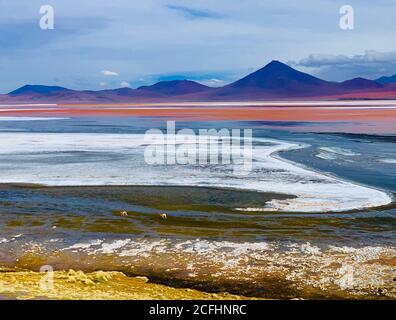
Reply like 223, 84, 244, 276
0, 0, 395, 93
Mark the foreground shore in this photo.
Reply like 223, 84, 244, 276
0, 268, 252, 300
0, 184, 395, 299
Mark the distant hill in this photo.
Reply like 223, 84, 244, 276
5, 61, 396, 102
9, 85, 74, 96
137, 80, 210, 95
376, 74, 396, 84
340, 77, 383, 90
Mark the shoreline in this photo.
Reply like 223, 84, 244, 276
1, 183, 394, 214
0, 268, 255, 300
2, 239, 395, 300
269, 138, 395, 212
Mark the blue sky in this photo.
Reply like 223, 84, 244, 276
0, 0, 395, 93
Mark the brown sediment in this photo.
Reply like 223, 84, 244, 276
2, 105, 396, 121
0, 268, 256, 300
2, 103, 396, 121
366, 256, 396, 267
2, 103, 396, 133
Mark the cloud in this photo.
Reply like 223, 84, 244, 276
99, 82, 108, 87
120, 81, 131, 87
198, 78, 227, 87
294, 51, 396, 69
292, 51, 396, 80
100, 70, 119, 76
166, 5, 223, 19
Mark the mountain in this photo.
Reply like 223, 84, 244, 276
7, 80, 212, 102
340, 77, 383, 90
376, 74, 396, 84
207, 60, 340, 99
228, 60, 330, 90
9, 85, 74, 96
137, 80, 210, 95
4, 61, 396, 102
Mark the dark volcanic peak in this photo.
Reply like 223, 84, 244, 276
9, 84, 72, 95
230, 60, 328, 89
211, 60, 338, 98
137, 80, 210, 95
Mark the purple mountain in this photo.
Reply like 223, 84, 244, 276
227, 60, 331, 90
340, 77, 383, 90
376, 74, 396, 84
189, 61, 392, 100
137, 80, 210, 95
9, 85, 75, 96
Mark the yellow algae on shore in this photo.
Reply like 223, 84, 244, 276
0, 268, 254, 300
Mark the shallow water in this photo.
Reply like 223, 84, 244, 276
0, 116, 395, 299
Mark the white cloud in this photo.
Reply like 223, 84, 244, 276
120, 81, 131, 87
100, 70, 119, 77
99, 82, 107, 87
198, 78, 227, 87
295, 51, 396, 68
292, 51, 396, 80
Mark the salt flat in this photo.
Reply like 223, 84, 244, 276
0, 132, 392, 212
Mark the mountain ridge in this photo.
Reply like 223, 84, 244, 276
376, 74, 396, 85
4, 61, 396, 102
